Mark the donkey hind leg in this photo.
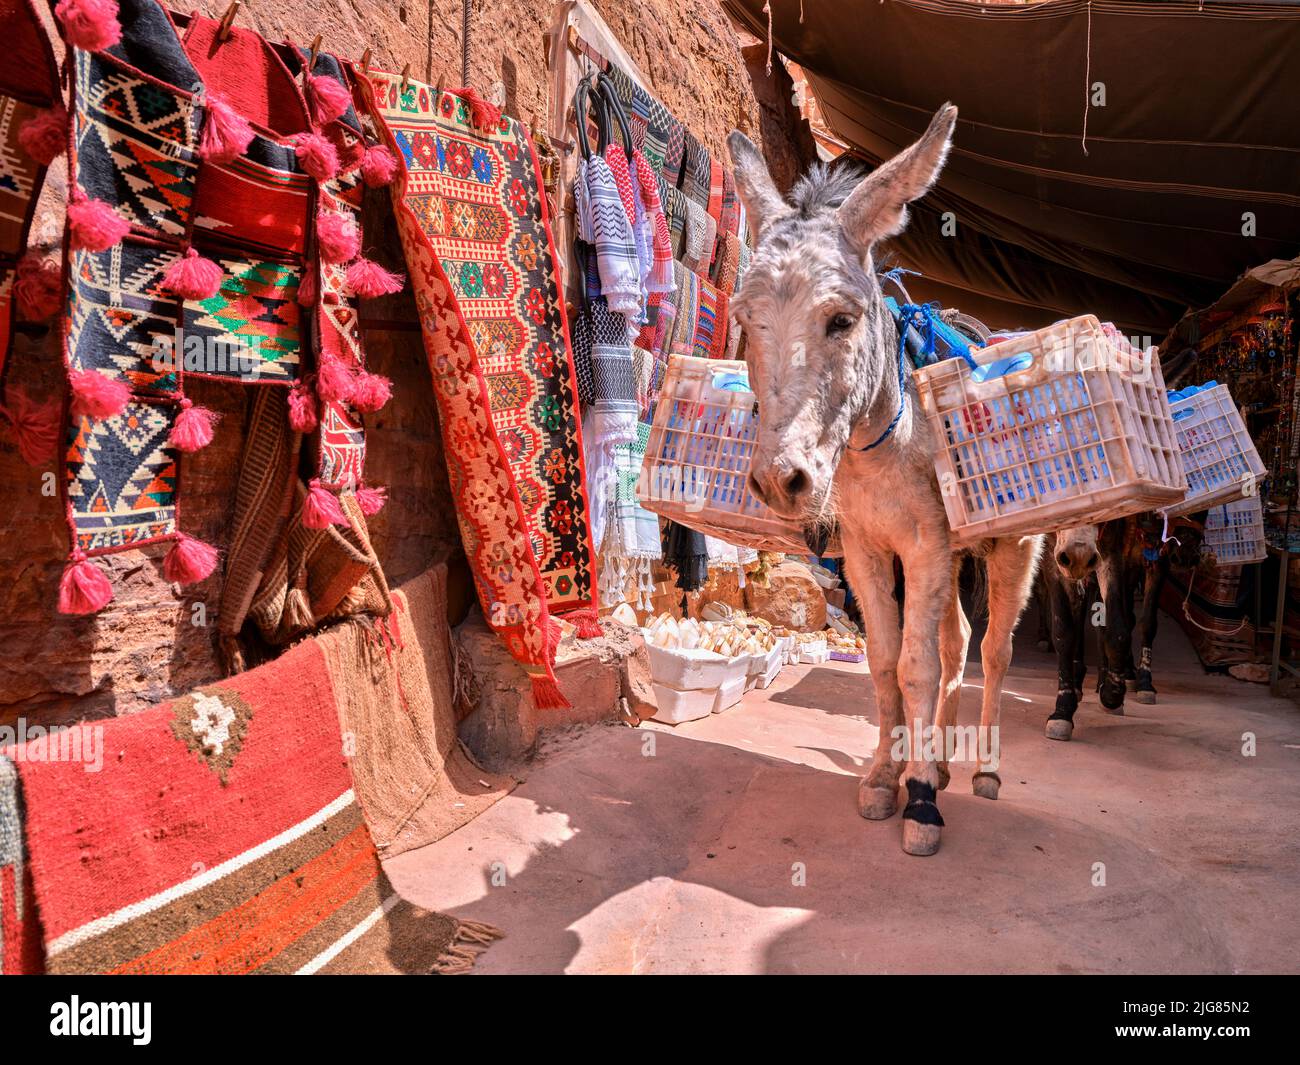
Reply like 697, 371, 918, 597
934, 571, 971, 788
847, 550, 906, 821
896, 544, 953, 857
973, 535, 1040, 799
1133, 562, 1166, 704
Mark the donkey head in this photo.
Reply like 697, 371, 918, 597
727, 104, 957, 520
1053, 526, 1101, 582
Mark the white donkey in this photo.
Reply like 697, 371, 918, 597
728, 106, 1042, 856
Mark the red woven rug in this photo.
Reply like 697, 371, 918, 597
8, 639, 497, 974
364, 75, 596, 708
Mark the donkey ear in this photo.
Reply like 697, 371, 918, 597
727, 130, 787, 237
837, 103, 957, 251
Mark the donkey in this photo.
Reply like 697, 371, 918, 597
1043, 522, 1131, 741
1043, 513, 1186, 738
728, 106, 1042, 856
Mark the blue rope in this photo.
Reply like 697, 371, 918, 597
850, 302, 976, 452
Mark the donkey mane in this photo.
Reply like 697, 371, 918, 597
788, 161, 868, 218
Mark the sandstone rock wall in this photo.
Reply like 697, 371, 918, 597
1, 0, 808, 726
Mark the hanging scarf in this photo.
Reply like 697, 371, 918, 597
693, 276, 730, 361
682, 197, 716, 275
582, 151, 641, 320
631, 149, 675, 295
670, 266, 700, 357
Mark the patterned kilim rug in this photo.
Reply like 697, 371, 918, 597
56, 4, 395, 615
0, 0, 61, 464
364, 74, 597, 708
7, 637, 501, 974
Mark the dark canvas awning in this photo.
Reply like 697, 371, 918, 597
727, 0, 1300, 336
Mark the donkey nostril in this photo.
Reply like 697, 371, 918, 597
1086, 552, 1099, 569
1056, 552, 1071, 568
748, 473, 767, 504
783, 468, 810, 499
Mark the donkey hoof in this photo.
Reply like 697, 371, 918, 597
972, 771, 1001, 800
901, 820, 942, 857
1125, 677, 1138, 692
857, 779, 898, 820
937, 763, 951, 791
1133, 689, 1157, 705
1045, 717, 1074, 742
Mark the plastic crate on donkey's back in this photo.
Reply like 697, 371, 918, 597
1163, 382, 1267, 516
638, 355, 830, 554
913, 315, 1187, 540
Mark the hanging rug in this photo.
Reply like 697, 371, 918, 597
365, 74, 597, 707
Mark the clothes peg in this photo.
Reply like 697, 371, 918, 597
360, 48, 372, 74
308, 34, 322, 70
400, 64, 412, 92
217, 1, 240, 43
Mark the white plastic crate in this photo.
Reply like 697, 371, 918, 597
1164, 382, 1266, 516
639, 355, 815, 554
913, 315, 1187, 540
1203, 496, 1267, 565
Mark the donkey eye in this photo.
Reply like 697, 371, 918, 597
827, 313, 856, 336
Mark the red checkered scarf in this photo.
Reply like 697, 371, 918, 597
632, 149, 675, 296
603, 143, 639, 233
707, 158, 725, 227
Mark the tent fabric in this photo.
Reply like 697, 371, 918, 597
726, 0, 1300, 335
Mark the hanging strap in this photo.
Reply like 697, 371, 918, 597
848, 301, 981, 453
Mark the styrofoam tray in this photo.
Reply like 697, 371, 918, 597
645, 642, 744, 690
650, 682, 717, 724
712, 673, 747, 713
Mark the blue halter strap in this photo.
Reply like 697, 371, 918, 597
849, 301, 976, 452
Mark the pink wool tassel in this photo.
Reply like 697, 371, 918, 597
67, 195, 130, 252
55, 0, 122, 52
163, 533, 219, 584
14, 252, 63, 321
17, 104, 68, 166
296, 265, 317, 308
315, 356, 355, 403
307, 74, 352, 125
350, 370, 391, 412
168, 399, 217, 452
303, 478, 347, 529
69, 369, 129, 419
287, 382, 318, 432
360, 144, 398, 187
346, 257, 404, 298
355, 484, 386, 516
58, 551, 114, 615
294, 133, 338, 181
163, 247, 223, 300
0, 389, 61, 465
199, 94, 254, 164
316, 210, 360, 264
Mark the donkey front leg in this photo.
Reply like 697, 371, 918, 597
1095, 556, 1130, 713
934, 570, 971, 787
896, 545, 953, 856
846, 550, 906, 821
1046, 577, 1080, 742
974, 535, 1041, 798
